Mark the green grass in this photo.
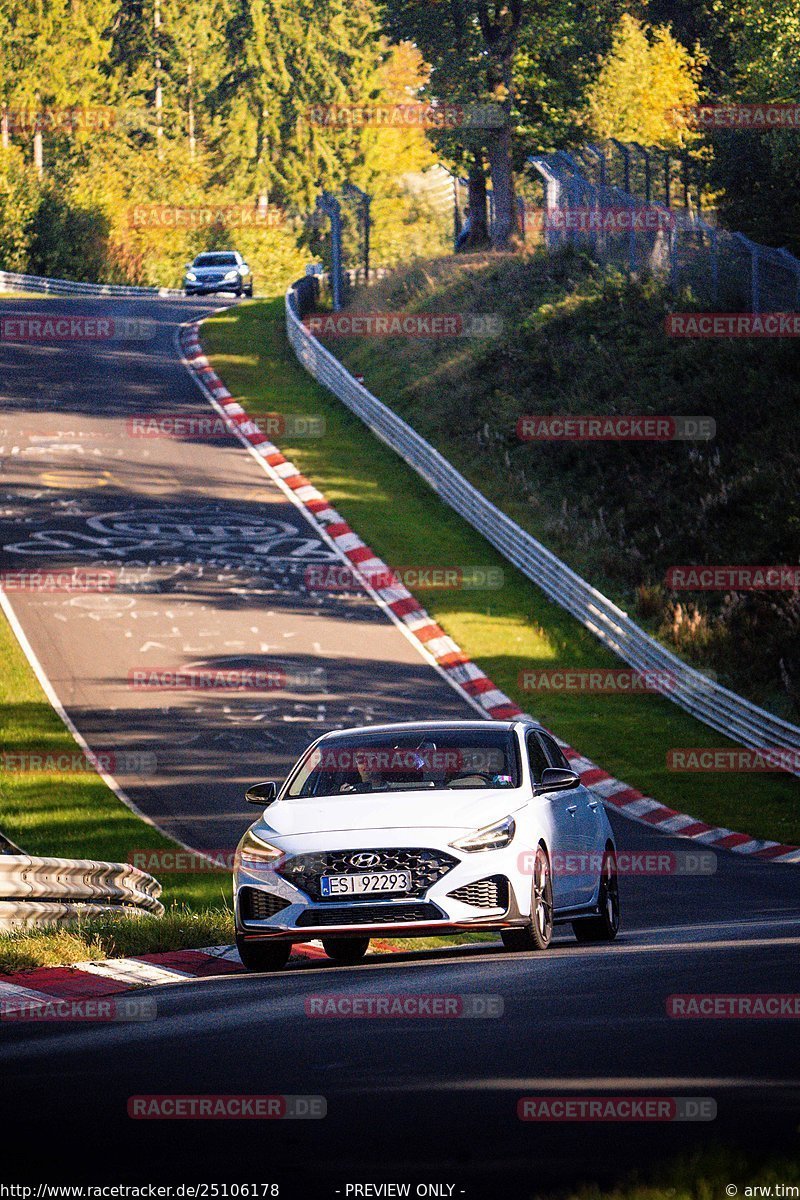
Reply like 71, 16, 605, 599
0, 608, 234, 910
0, 905, 234, 974
559, 1146, 799, 1200
202, 296, 799, 846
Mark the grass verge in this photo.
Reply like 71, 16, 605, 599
0, 906, 234, 974
563, 1146, 799, 1199
0, 605, 234, 910
202, 296, 799, 846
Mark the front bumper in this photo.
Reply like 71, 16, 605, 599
185, 281, 242, 295
234, 840, 528, 942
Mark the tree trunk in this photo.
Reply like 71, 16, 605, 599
475, 0, 524, 251
33, 128, 43, 176
154, 0, 163, 158
486, 123, 520, 249
1, 108, 9, 149
465, 158, 490, 248
187, 56, 196, 160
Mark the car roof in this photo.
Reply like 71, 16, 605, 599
315, 719, 542, 741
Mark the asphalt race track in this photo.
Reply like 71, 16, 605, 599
0, 296, 798, 1191
0, 295, 478, 850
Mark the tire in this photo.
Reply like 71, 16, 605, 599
321, 936, 370, 964
501, 844, 553, 952
245, 283, 253, 297
236, 935, 292, 972
572, 848, 620, 943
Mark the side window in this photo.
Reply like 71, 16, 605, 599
540, 732, 571, 771
526, 732, 549, 785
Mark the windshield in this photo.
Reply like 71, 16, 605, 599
285, 728, 520, 798
193, 253, 237, 267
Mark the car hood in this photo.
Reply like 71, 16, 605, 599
256, 789, 524, 840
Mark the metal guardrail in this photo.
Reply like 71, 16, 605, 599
285, 278, 800, 772
0, 854, 163, 930
0, 268, 182, 298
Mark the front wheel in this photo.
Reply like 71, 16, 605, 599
244, 283, 254, 297
501, 844, 553, 952
321, 937, 370, 964
236, 935, 292, 972
572, 848, 620, 943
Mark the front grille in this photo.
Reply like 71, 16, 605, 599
278, 848, 458, 902
295, 902, 443, 928
448, 875, 509, 909
239, 887, 291, 921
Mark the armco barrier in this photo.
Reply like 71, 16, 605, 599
0, 854, 163, 929
0, 268, 182, 298
285, 280, 800, 774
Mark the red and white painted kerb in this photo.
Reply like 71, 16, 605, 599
177, 321, 799, 867
0, 941, 410, 1014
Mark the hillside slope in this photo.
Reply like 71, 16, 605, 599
326, 250, 800, 721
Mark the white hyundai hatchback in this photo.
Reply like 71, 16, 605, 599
233, 719, 620, 971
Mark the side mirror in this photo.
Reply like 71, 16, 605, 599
245, 781, 278, 806
185, 263, 193, 269
538, 767, 580, 793
240, 263, 250, 275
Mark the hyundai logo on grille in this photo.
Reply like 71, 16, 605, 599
350, 852, 381, 869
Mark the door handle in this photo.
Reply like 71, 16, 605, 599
566, 805, 578, 815
588, 800, 599, 811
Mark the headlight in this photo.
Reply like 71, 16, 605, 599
186, 271, 197, 281
236, 828, 284, 868
223, 270, 238, 281
450, 815, 516, 853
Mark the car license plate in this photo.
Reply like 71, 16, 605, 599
320, 871, 411, 898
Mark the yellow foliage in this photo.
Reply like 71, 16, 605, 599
586, 14, 703, 149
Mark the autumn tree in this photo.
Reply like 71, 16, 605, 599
586, 13, 702, 148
